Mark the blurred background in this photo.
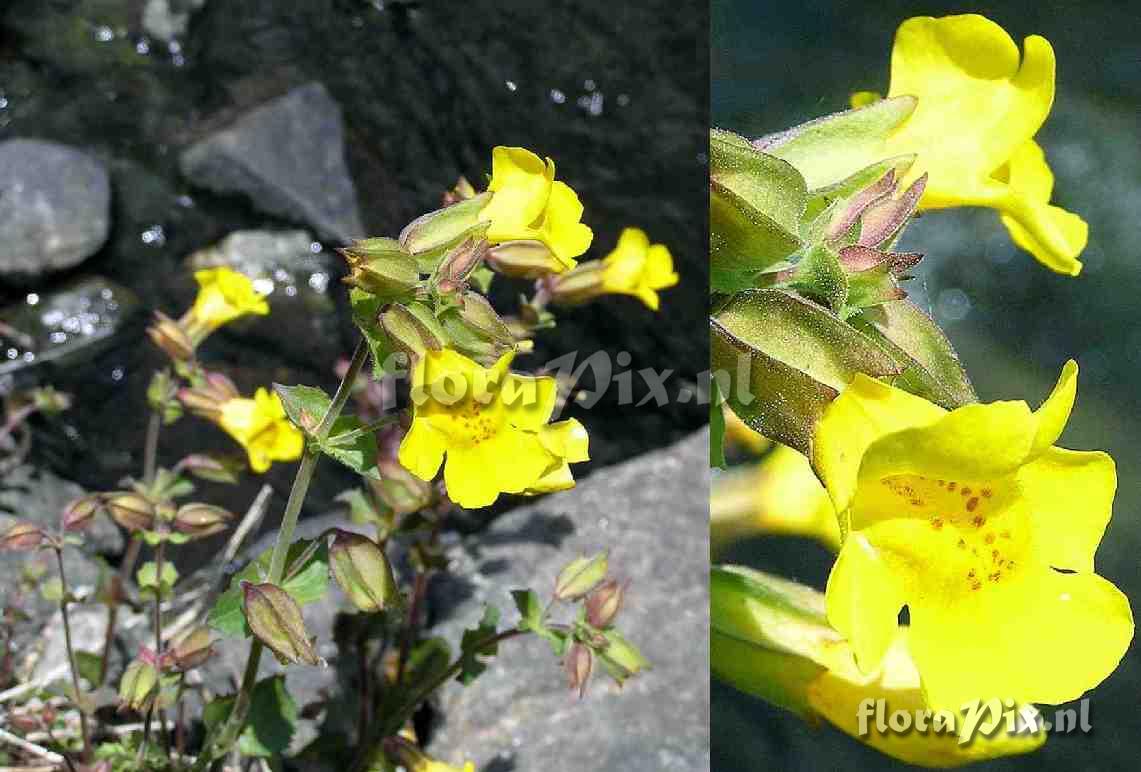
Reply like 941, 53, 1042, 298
0, 0, 708, 533
713, 1, 1141, 770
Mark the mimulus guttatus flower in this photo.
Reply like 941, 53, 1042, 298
384, 735, 475, 772
398, 348, 589, 508
216, 387, 304, 473
184, 267, 269, 337
862, 15, 1088, 275
814, 361, 1133, 709
478, 146, 593, 270
600, 228, 679, 310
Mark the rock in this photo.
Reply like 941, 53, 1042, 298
195, 430, 708, 768
142, 0, 207, 42
180, 83, 365, 244
0, 276, 142, 380
0, 139, 110, 281
186, 229, 343, 368
425, 429, 710, 771
0, 464, 124, 556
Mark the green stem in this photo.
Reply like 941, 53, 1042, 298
192, 337, 369, 771
54, 547, 91, 760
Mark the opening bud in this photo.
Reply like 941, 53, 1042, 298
585, 578, 626, 629
340, 238, 420, 297
486, 240, 569, 279
241, 581, 322, 666
548, 261, 607, 307
329, 530, 399, 613
432, 237, 488, 294
178, 371, 240, 419
106, 492, 157, 533
554, 550, 609, 601
173, 503, 235, 540
147, 311, 195, 362
118, 658, 159, 713
62, 494, 104, 533
399, 192, 491, 257
565, 641, 593, 699
0, 522, 47, 552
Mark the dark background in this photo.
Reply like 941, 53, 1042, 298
713, 1, 1141, 770
0, 0, 708, 535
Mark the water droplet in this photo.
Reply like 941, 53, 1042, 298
549, 88, 566, 104
309, 241, 323, 254
617, 93, 630, 107
935, 287, 971, 322
583, 79, 596, 91
505, 80, 518, 92
94, 26, 114, 43
136, 39, 151, 55
25, 293, 39, 306
141, 224, 166, 247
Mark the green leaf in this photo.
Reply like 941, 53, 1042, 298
351, 288, 403, 377
759, 96, 918, 190
137, 561, 179, 600
710, 289, 899, 454
401, 637, 452, 688
202, 676, 298, 758
274, 384, 332, 436
320, 416, 381, 480
74, 650, 103, 687
786, 243, 849, 312
851, 299, 977, 409
709, 129, 807, 286
709, 379, 727, 469
41, 578, 64, 602
208, 540, 329, 639
511, 589, 543, 629
457, 605, 500, 686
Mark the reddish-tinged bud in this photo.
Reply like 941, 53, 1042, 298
106, 492, 156, 533
548, 261, 607, 306
554, 551, 608, 601
118, 658, 159, 713
432, 237, 487, 294
173, 503, 234, 539
178, 453, 245, 484
585, 578, 626, 629
62, 494, 103, 532
0, 522, 47, 552
241, 581, 322, 666
565, 641, 593, 699
329, 530, 399, 613
147, 311, 195, 362
486, 240, 568, 279
169, 626, 215, 670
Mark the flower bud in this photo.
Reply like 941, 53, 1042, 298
329, 530, 399, 613
442, 176, 477, 205
399, 193, 491, 256
178, 371, 240, 419
178, 453, 245, 484
169, 626, 215, 670
554, 551, 608, 601
241, 581, 322, 666
147, 311, 195, 362
585, 578, 626, 629
341, 238, 420, 297
106, 492, 156, 533
173, 503, 234, 539
380, 303, 446, 359
596, 629, 650, 684
432, 237, 487, 294
565, 641, 593, 699
0, 522, 47, 552
118, 658, 159, 712
62, 495, 103, 533
548, 261, 607, 306
486, 240, 568, 279
457, 292, 513, 343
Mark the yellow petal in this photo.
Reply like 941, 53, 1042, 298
1016, 447, 1115, 573
398, 419, 447, 481
526, 461, 576, 495
887, 15, 1055, 188
812, 374, 945, 516
443, 429, 551, 508
542, 181, 593, 263
501, 373, 558, 430
909, 566, 1133, 708
825, 531, 907, 671
538, 418, 590, 463
1030, 358, 1077, 455
481, 146, 554, 227
848, 90, 882, 109
643, 244, 679, 289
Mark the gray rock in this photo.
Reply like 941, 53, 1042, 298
426, 429, 710, 771
180, 83, 364, 244
0, 139, 110, 281
186, 229, 342, 367
0, 276, 142, 379
142, 0, 207, 42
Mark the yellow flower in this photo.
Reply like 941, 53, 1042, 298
868, 15, 1087, 274
722, 406, 771, 455
600, 228, 678, 310
813, 361, 1133, 709
217, 388, 304, 473
398, 348, 588, 508
186, 267, 269, 336
479, 146, 593, 270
